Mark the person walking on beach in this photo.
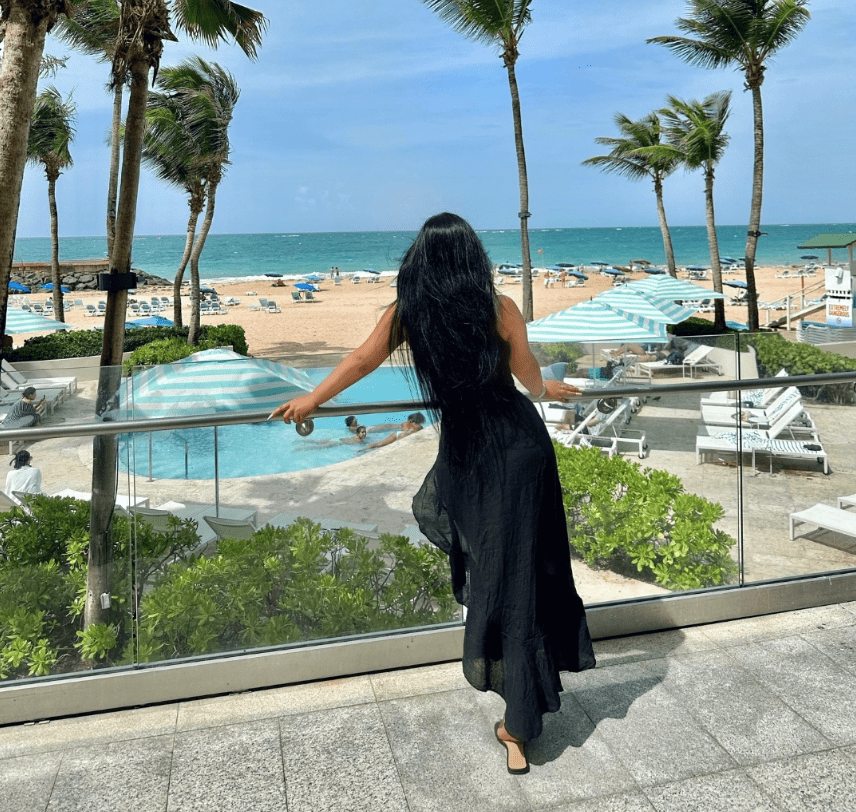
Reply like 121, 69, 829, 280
272, 212, 596, 775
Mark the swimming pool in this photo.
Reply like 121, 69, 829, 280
118, 366, 430, 479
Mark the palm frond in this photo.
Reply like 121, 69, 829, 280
171, 0, 268, 61
53, 0, 121, 61
420, 0, 532, 48
27, 85, 77, 169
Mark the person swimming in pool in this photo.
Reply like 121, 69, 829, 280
345, 412, 425, 435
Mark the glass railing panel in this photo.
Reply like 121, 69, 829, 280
737, 371, 856, 582
531, 335, 743, 604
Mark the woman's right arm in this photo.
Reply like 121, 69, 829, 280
270, 304, 399, 424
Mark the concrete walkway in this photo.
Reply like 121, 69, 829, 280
3, 603, 856, 811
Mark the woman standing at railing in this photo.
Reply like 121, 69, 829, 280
273, 212, 596, 775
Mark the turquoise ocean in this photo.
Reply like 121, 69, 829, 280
13, 223, 856, 285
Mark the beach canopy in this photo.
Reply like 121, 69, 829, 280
723, 280, 748, 289
127, 315, 174, 328
601, 267, 625, 276
5, 307, 73, 334
8, 281, 29, 292
294, 282, 318, 291
628, 276, 728, 300
599, 289, 696, 325
527, 299, 668, 344
41, 283, 70, 292
120, 348, 322, 420
303, 273, 324, 281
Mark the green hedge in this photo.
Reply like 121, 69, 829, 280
554, 444, 738, 591
0, 497, 454, 678
9, 323, 249, 362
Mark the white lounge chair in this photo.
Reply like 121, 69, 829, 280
700, 387, 812, 431
203, 515, 258, 541
700, 369, 788, 408
634, 344, 722, 381
1, 361, 76, 395
789, 503, 856, 540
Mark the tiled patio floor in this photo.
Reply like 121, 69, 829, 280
2, 602, 856, 811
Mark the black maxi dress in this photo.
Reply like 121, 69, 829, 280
413, 373, 596, 743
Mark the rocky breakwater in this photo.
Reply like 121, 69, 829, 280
11, 260, 171, 292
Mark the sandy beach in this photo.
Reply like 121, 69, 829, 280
16, 263, 823, 357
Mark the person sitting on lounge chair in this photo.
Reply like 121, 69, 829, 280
2, 387, 45, 427
5, 449, 41, 498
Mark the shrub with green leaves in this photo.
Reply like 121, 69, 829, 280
747, 332, 856, 403
131, 520, 456, 662
10, 323, 249, 362
530, 342, 582, 374
554, 444, 738, 591
0, 499, 455, 679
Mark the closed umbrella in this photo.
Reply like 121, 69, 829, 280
629, 276, 728, 300
362, 268, 381, 274
8, 281, 29, 292
41, 283, 71, 292
723, 280, 748, 289
5, 307, 73, 334
527, 299, 668, 344
120, 348, 319, 419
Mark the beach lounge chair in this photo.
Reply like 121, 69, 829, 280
634, 344, 722, 381
1, 361, 76, 396
138, 302, 151, 316
700, 387, 811, 431
789, 503, 856, 540
549, 398, 647, 459
258, 298, 270, 310
700, 369, 789, 408
97, 301, 107, 314
0, 491, 23, 511
266, 299, 281, 312
303, 292, 317, 303
51, 489, 150, 508
129, 302, 140, 314
84, 304, 98, 316
74, 299, 84, 309
127, 506, 178, 534
202, 515, 258, 541
291, 291, 303, 303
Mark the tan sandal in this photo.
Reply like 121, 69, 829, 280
494, 720, 529, 775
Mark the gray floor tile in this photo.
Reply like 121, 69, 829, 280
369, 660, 470, 701
0, 751, 62, 812
729, 636, 856, 746
592, 627, 717, 669
176, 674, 374, 731
802, 625, 856, 675
644, 769, 780, 811
0, 705, 177, 760
519, 693, 639, 809
46, 735, 172, 812
168, 719, 284, 812
697, 605, 856, 647
281, 703, 408, 812
747, 750, 856, 811
653, 649, 831, 764
379, 691, 529, 812
537, 792, 654, 812
570, 661, 735, 786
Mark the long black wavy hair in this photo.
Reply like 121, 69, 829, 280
389, 213, 526, 474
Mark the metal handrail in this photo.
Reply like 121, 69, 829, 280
0, 370, 854, 444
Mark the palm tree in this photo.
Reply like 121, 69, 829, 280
648, 0, 811, 331
141, 89, 206, 327
26, 85, 77, 320
53, 0, 124, 258
582, 112, 681, 277
652, 92, 732, 332
420, 0, 536, 321
0, 0, 80, 344
154, 57, 238, 345
84, 0, 266, 635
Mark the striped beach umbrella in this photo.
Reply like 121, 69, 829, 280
599, 288, 697, 324
120, 348, 319, 419
628, 276, 728, 300
5, 307, 73, 334
527, 299, 668, 344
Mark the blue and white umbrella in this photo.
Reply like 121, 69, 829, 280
628, 276, 728, 300
8, 281, 29, 292
303, 273, 324, 282
599, 288, 696, 324
724, 280, 748, 289
294, 282, 319, 292
120, 348, 321, 419
5, 308, 73, 334
527, 299, 668, 344
127, 315, 174, 328
642, 266, 666, 274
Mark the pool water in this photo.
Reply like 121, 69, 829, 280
119, 366, 430, 479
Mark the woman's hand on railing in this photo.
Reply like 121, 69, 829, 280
543, 380, 581, 403
269, 394, 319, 424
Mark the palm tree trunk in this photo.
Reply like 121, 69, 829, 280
173, 185, 204, 327
47, 172, 65, 320
85, 58, 149, 633
504, 61, 533, 322
704, 169, 726, 332
743, 84, 764, 332
654, 176, 677, 277
0, 5, 50, 343
187, 179, 219, 346
106, 83, 123, 260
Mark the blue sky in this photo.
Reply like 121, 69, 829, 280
15, 0, 855, 238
